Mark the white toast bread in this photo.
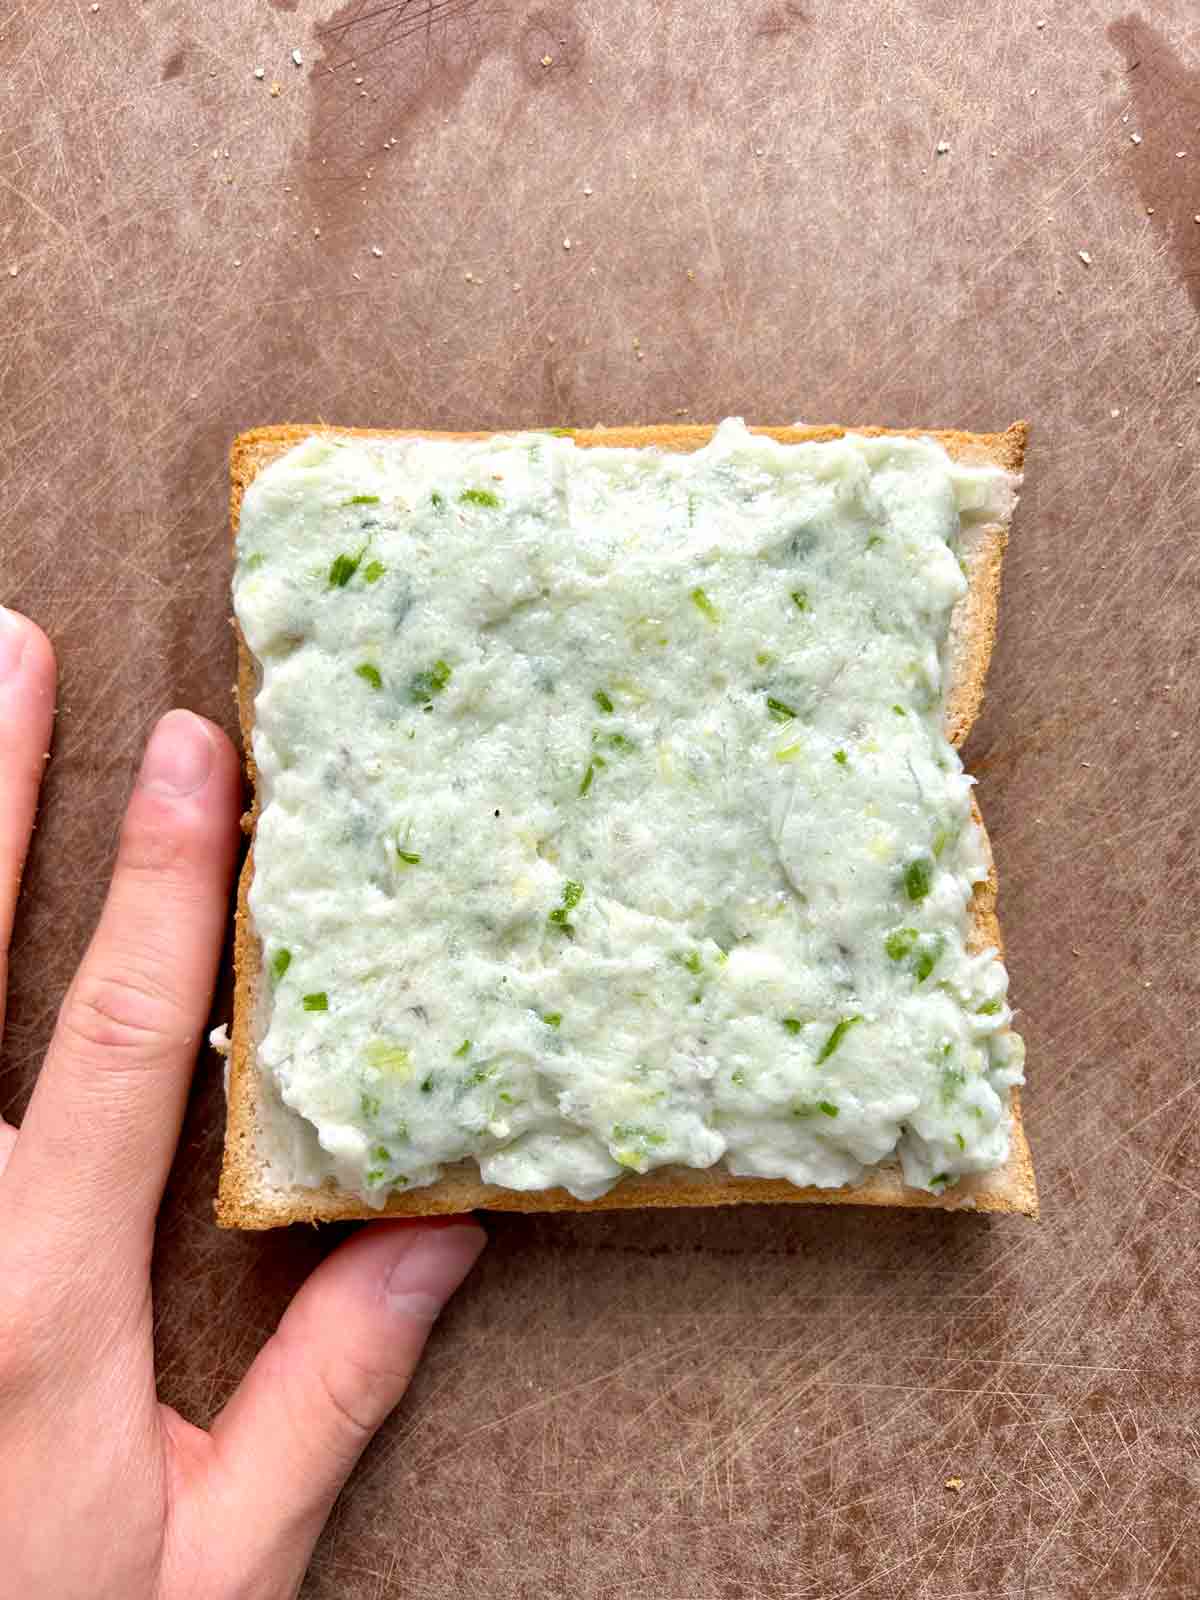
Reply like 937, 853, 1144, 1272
216, 422, 1035, 1228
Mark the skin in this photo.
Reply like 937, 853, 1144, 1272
0, 607, 486, 1600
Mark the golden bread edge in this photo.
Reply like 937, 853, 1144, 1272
217, 422, 1034, 1228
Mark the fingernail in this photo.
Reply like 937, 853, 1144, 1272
0, 607, 29, 683
138, 709, 215, 797
383, 1222, 485, 1324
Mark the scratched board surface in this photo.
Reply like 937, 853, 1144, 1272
3, 2, 1199, 1595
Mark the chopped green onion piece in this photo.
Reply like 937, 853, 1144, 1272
373, 1143, 390, 1162
579, 761, 596, 796
459, 487, 501, 508
767, 695, 798, 722
546, 427, 574, 436
363, 560, 386, 583
955, 1133, 966, 1151
885, 927, 918, 961
731, 1067, 746, 1086
397, 848, 422, 865
593, 688, 615, 713
690, 586, 719, 622
365, 1041, 410, 1074
775, 743, 802, 763
355, 662, 383, 690
932, 827, 950, 858
892, 704, 906, 716
931, 1172, 950, 1187
541, 1011, 563, 1028
328, 549, 365, 587
302, 992, 328, 1012
816, 1014, 862, 1064
818, 1101, 839, 1118
548, 907, 572, 927
790, 588, 808, 612
781, 1017, 804, 1035
904, 856, 933, 902
833, 748, 848, 766
562, 880, 584, 909
344, 494, 380, 505
453, 1039, 472, 1057
612, 1123, 666, 1146
677, 950, 703, 975
409, 659, 452, 703
420, 1075, 435, 1093
361, 1092, 381, 1118
366, 1168, 386, 1186
914, 935, 946, 984
866, 533, 884, 550
976, 998, 1003, 1015
244, 551, 265, 572
430, 490, 445, 508
271, 948, 292, 981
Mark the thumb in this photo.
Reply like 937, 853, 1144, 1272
207, 1218, 484, 1580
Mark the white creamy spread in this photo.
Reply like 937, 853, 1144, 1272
234, 420, 1024, 1205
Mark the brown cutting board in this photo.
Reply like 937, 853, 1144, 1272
2, 2, 1197, 1596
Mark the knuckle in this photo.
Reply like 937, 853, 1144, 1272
61, 969, 186, 1058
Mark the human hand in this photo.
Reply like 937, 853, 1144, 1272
0, 609, 485, 1600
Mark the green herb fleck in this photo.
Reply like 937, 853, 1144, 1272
548, 907, 573, 933
913, 935, 946, 984
767, 695, 798, 722
612, 1123, 666, 1147
593, 688, 615, 713
409, 659, 452, 703
677, 950, 703, 976
690, 586, 719, 623
782, 1017, 804, 1036
541, 1011, 563, 1028
373, 1144, 390, 1162
579, 761, 596, 796
355, 662, 383, 690
453, 1039, 472, 1057
271, 948, 292, 982
866, 533, 884, 550
818, 1100, 839, 1118
833, 748, 848, 766
366, 1168, 386, 1186
885, 927, 919, 961
244, 551, 265, 572
976, 998, 1003, 1015
790, 588, 809, 612
397, 848, 422, 865
892, 704, 906, 716
546, 427, 575, 437
904, 856, 933, 902
687, 493, 699, 528
595, 730, 636, 753
365, 1041, 410, 1074
466, 1063, 497, 1087
430, 490, 445, 508
344, 493, 380, 505
562, 880, 584, 909
361, 1092, 381, 1119
731, 1067, 746, 1087
817, 1015, 862, 1064
931, 1172, 950, 1187
459, 487, 501, 509
955, 1132, 966, 1152
328, 548, 365, 588
932, 827, 950, 858
420, 1075, 435, 1093
940, 1066, 966, 1103
363, 560, 386, 583
302, 992, 328, 1012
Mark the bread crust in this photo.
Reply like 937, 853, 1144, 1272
217, 421, 1035, 1228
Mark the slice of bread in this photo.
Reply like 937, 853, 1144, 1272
216, 422, 1035, 1229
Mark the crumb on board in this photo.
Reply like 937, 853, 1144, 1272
254, 66, 265, 80
935, 140, 950, 155
541, 54, 553, 67
270, 82, 282, 96
1130, 132, 1142, 145
291, 48, 303, 67
1077, 249, 1093, 266
944, 1477, 964, 1492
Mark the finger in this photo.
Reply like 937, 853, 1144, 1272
0, 609, 57, 1040
2, 710, 240, 1271
209, 1219, 485, 1578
